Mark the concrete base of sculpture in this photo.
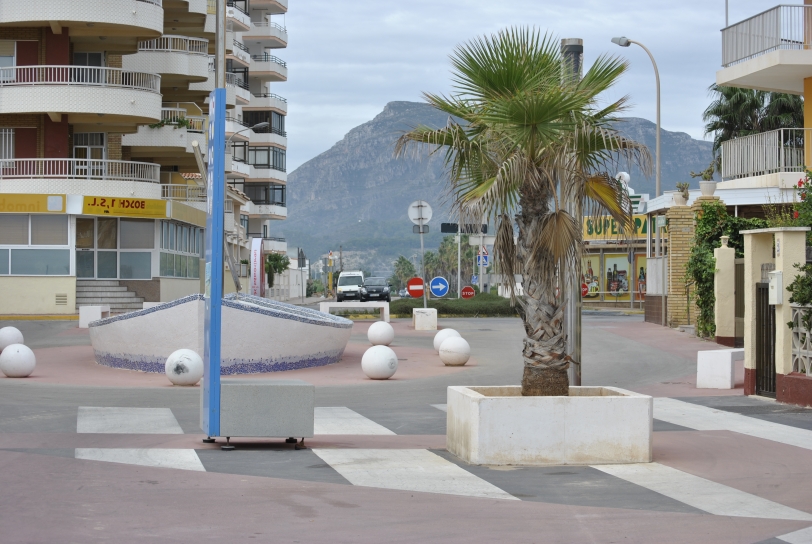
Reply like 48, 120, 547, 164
89, 294, 353, 374
204, 378, 315, 438
447, 386, 652, 465
697, 348, 744, 389
413, 308, 437, 331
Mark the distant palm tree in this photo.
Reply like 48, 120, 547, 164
265, 253, 290, 288
703, 84, 804, 166
397, 28, 649, 396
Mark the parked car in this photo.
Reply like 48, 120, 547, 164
398, 288, 409, 298
336, 271, 364, 302
360, 277, 391, 302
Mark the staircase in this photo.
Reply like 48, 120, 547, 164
75, 280, 145, 313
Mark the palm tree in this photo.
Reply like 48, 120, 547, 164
265, 253, 290, 288
703, 84, 804, 165
397, 28, 650, 396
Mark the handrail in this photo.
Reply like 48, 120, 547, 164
722, 5, 812, 67
721, 127, 809, 179
227, 0, 248, 15
0, 159, 161, 183
162, 184, 207, 202
139, 35, 209, 55
0, 66, 161, 93
232, 40, 249, 53
251, 53, 287, 67
253, 92, 287, 102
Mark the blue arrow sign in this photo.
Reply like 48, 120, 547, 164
430, 276, 449, 297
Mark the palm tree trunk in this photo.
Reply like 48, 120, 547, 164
517, 189, 570, 396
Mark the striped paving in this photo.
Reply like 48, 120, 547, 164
314, 407, 396, 435
312, 448, 517, 500
777, 525, 812, 543
77, 407, 184, 434
594, 462, 812, 521
75, 448, 205, 472
654, 398, 812, 451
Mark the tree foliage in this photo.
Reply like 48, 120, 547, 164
685, 200, 766, 338
265, 253, 290, 288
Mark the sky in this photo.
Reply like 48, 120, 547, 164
274, 0, 772, 171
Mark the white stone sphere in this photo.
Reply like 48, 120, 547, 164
433, 328, 461, 353
368, 321, 395, 346
165, 349, 204, 386
0, 344, 36, 378
0, 326, 24, 353
361, 345, 398, 380
439, 336, 471, 366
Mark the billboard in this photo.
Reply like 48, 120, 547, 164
583, 215, 668, 241
604, 253, 632, 301
581, 256, 600, 299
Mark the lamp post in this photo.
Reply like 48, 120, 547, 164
226, 121, 270, 148
611, 37, 660, 198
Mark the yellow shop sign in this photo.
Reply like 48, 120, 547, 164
583, 214, 661, 241
82, 196, 168, 218
0, 194, 65, 213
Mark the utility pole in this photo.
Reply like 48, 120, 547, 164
457, 224, 461, 298
419, 212, 427, 309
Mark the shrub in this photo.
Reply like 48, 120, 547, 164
390, 292, 519, 317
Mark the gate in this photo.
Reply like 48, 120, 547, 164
755, 282, 776, 397
734, 259, 744, 347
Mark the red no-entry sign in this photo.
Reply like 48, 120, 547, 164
407, 277, 425, 298
461, 285, 476, 299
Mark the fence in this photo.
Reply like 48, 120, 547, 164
791, 305, 812, 376
0, 66, 160, 93
721, 128, 808, 179
723, 5, 812, 67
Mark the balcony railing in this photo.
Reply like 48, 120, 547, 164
247, 233, 286, 241
722, 5, 812, 67
721, 128, 808, 179
227, 0, 248, 15
0, 66, 161, 93
0, 159, 161, 183
249, 20, 287, 33
139, 35, 209, 55
225, 71, 249, 90
251, 53, 287, 67
253, 92, 287, 102
232, 40, 249, 53
162, 184, 207, 202
160, 108, 206, 133
252, 125, 286, 137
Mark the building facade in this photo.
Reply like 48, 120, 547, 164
0, 0, 290, 314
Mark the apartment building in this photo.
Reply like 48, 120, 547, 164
0, 0, 290, 314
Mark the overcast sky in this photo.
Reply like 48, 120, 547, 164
276, 0, 771, 171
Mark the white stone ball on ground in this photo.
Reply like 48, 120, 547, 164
362, 345, 398, 380
439, 336, 471, 366
433, 328, 461, 353
0, 344, 36, 377
0, 326, 24, 353
368, 321, 395, 346
165, 349, 204, 386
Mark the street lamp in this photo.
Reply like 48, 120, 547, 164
611, 37, 661, 198
226, 121, 269, 149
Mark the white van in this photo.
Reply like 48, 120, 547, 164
336, 271, 364, 302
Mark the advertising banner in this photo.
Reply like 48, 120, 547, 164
604, 253, 632, 301
0, 194, 64, 213
82, 196, 168, 218
581, 256, 600, 299
634, 254, 647, 301
583, 215, 648, 241
249, 237, 265, 297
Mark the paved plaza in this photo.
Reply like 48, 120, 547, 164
1, 314, 812, 542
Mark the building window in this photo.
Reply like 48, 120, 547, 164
0, 214, 70, 276
0, 41, 15, 83
247, 146, 285, 172
0, 128, 13, 165
159, 220, 202, 279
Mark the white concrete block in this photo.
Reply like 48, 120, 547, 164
696, 348, 744, 389
319, 301, 390, 322
413, 308, 438, 331
217, 378, 315, 438
79, 305, 110, 328
447, 386, 652, 465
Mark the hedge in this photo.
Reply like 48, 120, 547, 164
389, 292, 520, 317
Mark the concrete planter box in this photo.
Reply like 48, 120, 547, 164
447, 386, 652, 465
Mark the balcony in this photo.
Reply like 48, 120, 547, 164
226, 1, 251, 31
162, 184, 207, 202
244, 202, 286, 220
248, 166, 287, 184
249, 126, 287, 148
123, 35, 210, 84
0, 66, 161, 131
225, 155, 251, 178
225, 116, 251, 142
240, 20, 288, 48
227, 39, 251, 67
0, 0, 163, 53
249, 0, 288, 15
123, 108, 207, 155
247, 234, 287, 252
243, 93, 288, 114
718, 5, 812, 94
719, 128, 810, 188
226, 72, 252, 103
0, 158, 162, 199
250, 53, 288, 82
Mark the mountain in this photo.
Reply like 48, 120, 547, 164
281, 101, 715, 276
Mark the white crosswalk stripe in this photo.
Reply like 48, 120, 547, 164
654, 398, 812, 451
777, 525, 812, 543
312, 448, 517, 500
76, 448, 206, 472
77, 407, 184, 434
594, 462, 812, 521
314, 407, 395, 435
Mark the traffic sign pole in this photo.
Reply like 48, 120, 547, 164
457, 224, 461, 299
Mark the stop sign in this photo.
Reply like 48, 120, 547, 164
407, 277, 424, 298
461, 285, 475, 299
581, 283, 589, 297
